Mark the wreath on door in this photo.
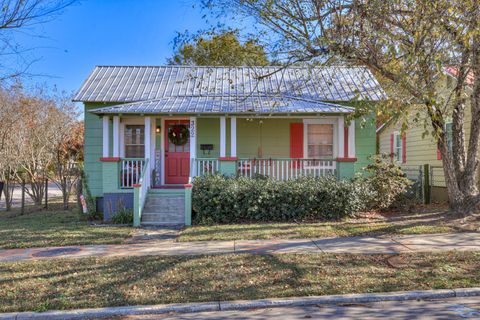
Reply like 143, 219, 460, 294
168, 124, 190, 146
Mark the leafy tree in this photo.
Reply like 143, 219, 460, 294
169, 30, 269, 66
203, 0, 480, 216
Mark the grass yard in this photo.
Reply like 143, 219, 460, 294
178, 215, 455, 242
1, 252, 479, 312
0, 203, 132, 249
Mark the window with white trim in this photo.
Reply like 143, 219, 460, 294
393, 132, 402, 162
445, 121, 453, 152
307, 124, 334, 158
124, 125, 145, 158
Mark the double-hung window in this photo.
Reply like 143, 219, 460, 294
307, 124, 334, 158
124, 125, 145, 158
445, 122, 453, 152
393, 132, 403, 162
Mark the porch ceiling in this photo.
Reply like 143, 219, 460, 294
88, 95, 355, 115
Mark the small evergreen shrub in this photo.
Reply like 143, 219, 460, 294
192, 175, 372, 224
361, 155, 412, 210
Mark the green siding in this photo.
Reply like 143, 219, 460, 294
354, 114, 376, 173
236, 118, 302, 158
196, 118, 220, 158
337, 162, 355, 179
84, 103, 105, 197
196, 118, 303, 158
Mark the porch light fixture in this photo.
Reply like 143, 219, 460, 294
156, 126, 161, 133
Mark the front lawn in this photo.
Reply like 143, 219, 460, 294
1, 252, 479, 312
0, 203, 132, 249
178, 214, 455, 242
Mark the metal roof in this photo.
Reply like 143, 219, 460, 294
74, 65, 387, 103
88, 95, 355, 114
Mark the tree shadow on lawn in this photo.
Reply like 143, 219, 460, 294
180, 213, 460, 241
1, 252, 479, 313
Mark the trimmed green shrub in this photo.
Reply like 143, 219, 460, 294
361, 155, 412, 210
192, 175, 372, 224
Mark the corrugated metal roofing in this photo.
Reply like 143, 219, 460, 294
88, 96, 354, 114
74, 65, 386, 102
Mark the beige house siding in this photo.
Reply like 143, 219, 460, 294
378, 75, 476, 192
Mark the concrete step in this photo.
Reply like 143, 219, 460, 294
141, 221, 184, 226
142, 211, 185, 219
141, 193, 186, 225
142, 213, 185, 222
145, 196, 185, 206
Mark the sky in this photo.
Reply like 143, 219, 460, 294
13, 0, 209, 94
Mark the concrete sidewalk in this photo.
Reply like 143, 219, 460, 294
0, 232, 479, 263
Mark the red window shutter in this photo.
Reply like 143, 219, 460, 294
290, 123, 304, 158
402, 134, 407, 163
390, 134, 394, 161
437, 144, 442, 160
344, 127, 349, 158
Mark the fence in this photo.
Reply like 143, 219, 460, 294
401, 165, 425, 204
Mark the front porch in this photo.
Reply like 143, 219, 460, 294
100, 115, 358, 185
97, 114, 360, 226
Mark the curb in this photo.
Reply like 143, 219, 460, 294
1, 288, 479, 319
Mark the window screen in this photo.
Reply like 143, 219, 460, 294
125, 125, 145, 158
307, 124, 334, 158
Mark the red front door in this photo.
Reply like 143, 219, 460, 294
165, 120, 190, 184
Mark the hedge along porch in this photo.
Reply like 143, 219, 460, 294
75, 66, 385, 226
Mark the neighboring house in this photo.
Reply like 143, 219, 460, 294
74, 66, 385, 226
377, 67, 473, 202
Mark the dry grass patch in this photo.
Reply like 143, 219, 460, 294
178, 221, 454, 242
0, 204, 132, 249
1, 252, 479, 312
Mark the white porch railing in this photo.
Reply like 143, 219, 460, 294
120, 158, 146, 188
190, 158, 219, 177
237, 158, 336, 180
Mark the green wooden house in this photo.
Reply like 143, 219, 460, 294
74, 66, 385, 226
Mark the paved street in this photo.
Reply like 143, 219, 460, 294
1, 232, 479, 262
0, 184, 63, 211
118, 297, 480, 319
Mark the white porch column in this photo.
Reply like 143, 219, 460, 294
112, 116, 120, 157
144, 116, 152, 163
220, 116, 226, 157
102, 116, 109, 157
230, 116, 237, 157
348, 120, 356, 158
150, 117, 156, 173
337, 117, 345, 158
190, 117, 197, 177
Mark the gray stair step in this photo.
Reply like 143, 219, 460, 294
141, 193, 186, 224
144, 205, 184, 212
142, 212, 184, 220
141, 221, 184, 226
145, 199, 184, 207
142, 216, 184, 223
